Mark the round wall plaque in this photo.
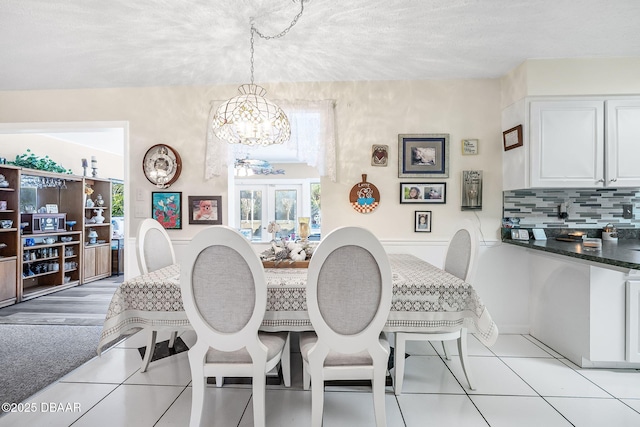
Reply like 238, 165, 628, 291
142, 144, 182, 188
349, 174, 380, 214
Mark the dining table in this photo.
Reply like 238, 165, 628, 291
97, 253, 498, 357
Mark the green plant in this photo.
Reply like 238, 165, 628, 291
112, 182, 124, 217
9, 149, 72, 174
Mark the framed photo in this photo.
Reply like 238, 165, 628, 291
45, 204, 58, 213
400, 182, 446, 204
371, 144, 388, 166
151, 191, 182, 229
188, 196, 222, 225
414, 211, 432, 232
462, 139, 479, 155
503, 125, 523, 151
398, 134, 449, 178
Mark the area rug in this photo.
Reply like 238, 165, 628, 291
0, 324, 102, 405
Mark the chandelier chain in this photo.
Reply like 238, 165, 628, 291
249, 0, 305, 84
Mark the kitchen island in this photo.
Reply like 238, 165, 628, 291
503, 235, 640, 368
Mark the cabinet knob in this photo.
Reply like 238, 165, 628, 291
609, 178, 618, 182
596, 179, 605, 183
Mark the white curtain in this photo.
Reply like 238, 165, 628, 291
205, 99, 337, 181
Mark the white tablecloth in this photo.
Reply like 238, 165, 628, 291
98, 254, 498, 354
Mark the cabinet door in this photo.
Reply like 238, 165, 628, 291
0, 259, 17, 303
606, 100, 640, 187
96, 245, 111, 277
83, 246, 96, 280
530, 100, 604, 188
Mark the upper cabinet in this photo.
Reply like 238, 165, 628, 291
503, 97, 640, 190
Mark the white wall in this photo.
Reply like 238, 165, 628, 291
0, 133, 124, 180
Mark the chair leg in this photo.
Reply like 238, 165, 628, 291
441, 341, 451, 360
252, 369, 267, 427
372, 362, 388, 427
188, 352, 205, 427
281, 333, 291, 387
457, 329, 475, 390
168, 331, 178, 348
310, 373, 324, 427
394, 333, 406, 396
302, 360, 311, 391
140, 329, 157, 373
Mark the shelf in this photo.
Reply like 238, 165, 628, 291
22, 270, 59, 280
0, 228, 18, 232
22, 231, 82, 238
64, 255, 78, 259
0, 209, 16, 213
24, 256, 59, 264
84, 223, 110, 227
84, 243, 110, 248
21, 281, 80, 300
0, 256, 17, 262
0, 188, 16, 192
85, 206, 109, 209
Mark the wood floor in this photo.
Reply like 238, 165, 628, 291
0, 276, 122, 326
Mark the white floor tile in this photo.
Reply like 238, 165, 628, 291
72, 384, 184, 426
310, 391, 404, 427
561, 365, 640, 399
156, 386, 251, 426
238, 388, 312, 427
502, 357, 610, 398
490, 334, 555, 358
524, 334, 564, 357
60, 347, 142, 384
124, 351, 192, 386
392, 355, 465, 394
433, 333, 495, 357
621, 398, 640, 413
471, 395, 573, 427
0, 383, 116, 427
445, 355, 537, 396
398, 393, 487, 427
546, 397, 640, 427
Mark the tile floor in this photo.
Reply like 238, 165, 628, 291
1, 331, 639, 426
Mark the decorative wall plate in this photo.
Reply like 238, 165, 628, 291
349, 174, 380, 214
143, 144, 182, 188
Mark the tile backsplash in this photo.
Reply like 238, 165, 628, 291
503, 188, 640, 229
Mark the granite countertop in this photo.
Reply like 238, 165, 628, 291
503, 237, 640, 270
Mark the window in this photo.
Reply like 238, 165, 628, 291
234, 179, 320, 242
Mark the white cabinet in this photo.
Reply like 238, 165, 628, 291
628, 281, 640, 363
502, 97, 640, 190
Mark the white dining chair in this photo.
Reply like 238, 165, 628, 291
135, 218, 179, 372
394, 220, 479, 393
181, 225, 290, 427
300, 226, 392, 427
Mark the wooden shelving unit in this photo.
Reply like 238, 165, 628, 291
82, 177, 112, 283
0, 165, 20, 308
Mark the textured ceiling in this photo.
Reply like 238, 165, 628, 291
1, 0, 639, 91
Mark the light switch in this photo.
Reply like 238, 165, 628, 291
134, 204, 147, 218
136, 188, 145, 201
623, 204, 633, 219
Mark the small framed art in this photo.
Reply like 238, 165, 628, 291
371, 144, 388, 166
462, 139, 478, 155
503, 125, 523, 151
188, 196, 222, 225
152, 191, 182, 229
400, 182, 446, 204
398, 134, 450, 178
414, 211, 432, 232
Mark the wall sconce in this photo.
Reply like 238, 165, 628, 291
461, 170, 482, 210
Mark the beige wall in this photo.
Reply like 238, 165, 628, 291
0, 79, 503, 241
0, 134, 124, 180
501, 57, 640, 106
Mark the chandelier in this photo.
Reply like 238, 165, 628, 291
212, 1, 306, 146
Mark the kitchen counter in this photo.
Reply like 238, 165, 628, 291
504, 237, 640, 271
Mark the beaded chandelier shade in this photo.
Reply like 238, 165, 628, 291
212, 1, 304, 146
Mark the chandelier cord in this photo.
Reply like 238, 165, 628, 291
249, 0, 305, 85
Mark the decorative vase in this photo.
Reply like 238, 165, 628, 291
298, 217, 310, 242
88, 229, 98, 245
96, 194, 105, 207
86, 198, 94, 208
93, 208, 105, 224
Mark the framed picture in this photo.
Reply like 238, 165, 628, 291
371, 144, 388, 166
414, 211, 432, 232
400, 182, 446, 204
151, 191, 182, 229
503, 125, 523, 151
398, 134, 449, 178
462, 139, 479, 155
45, 204, 58, 213
188, 196, 222, 225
